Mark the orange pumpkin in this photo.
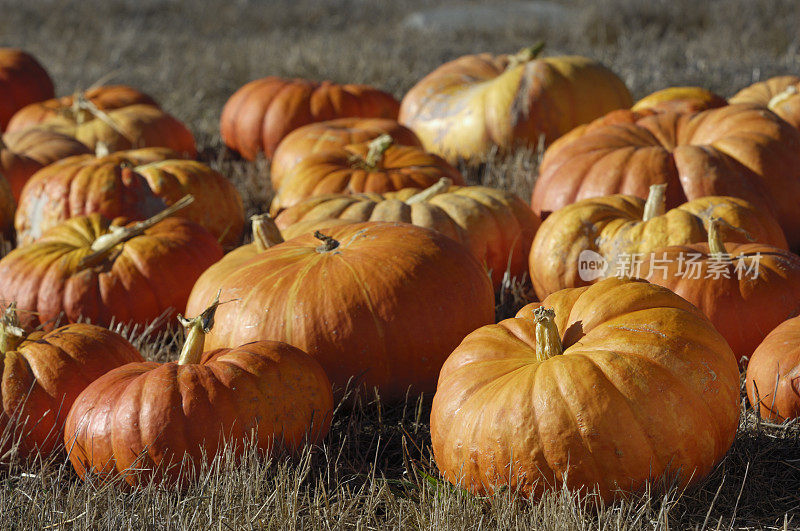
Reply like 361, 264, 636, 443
641, 218, 800, 366
430, 277, 740, 502
730, 76, 800, 129
0, 306, 143, 460
531, 104, 800, 249
746, 316, 800, 421
220, 77, 400, 160
270, 118, 421, 190
398, 45, 632, 163
631, 86, 727, 114
0, 49, 54, 131
186, 222, 495, 402
269, 135, 464, 214
0, 197, 223, 331
64, 300, 333, 486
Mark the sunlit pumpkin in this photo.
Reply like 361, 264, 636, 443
631, 86, 726, 114
746, 316, 800, 421
730, 76, 800, 130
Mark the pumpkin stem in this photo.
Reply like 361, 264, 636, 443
768, 85, 798, 110
533, 306, 562, 361
79, 194, 194, 269
177, 291, 225, 366
363, 134, 393, 168
405, 177, 453, 204
506, 41, 546, 70
707, 217, 727, 255
314, 231, 340, 253
73, 93, 136, 144
641, 184, 667, 221
95, 141, 111, 158
251, 213, 284, 251
0, 303, 26, 354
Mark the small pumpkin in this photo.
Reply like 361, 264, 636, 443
641, 218, 800, 366
275, 178, 540, 288
530, 184, 787, 299
270, 118, 421, 190
220, 77, 400, 160
430, 277, 740, 501
531, 104, 800, 249
269, 135, 464, 214
6, 85, 158, 133
0, 305, 143, 460
398, 44, 632, 163
730, 76, 800, 130
186, 222, 495, 402
746, 316, 800, 421
631, 86, 727, 114
0, 197, 223, 331
64, 299, 333, 486
0, 48, 54, 131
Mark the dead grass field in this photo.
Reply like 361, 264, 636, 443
2, 0, 800, 528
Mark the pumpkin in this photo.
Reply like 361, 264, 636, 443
730, 76, 800, 130
0, 197, 223, 331
1, 128, 91, 202
746, 316, 800, 421
186, 222, 495, 402
6, 85, 158, 133
64, 299, 333, 486
641, 218, 800, 367
31, 103, 196, 156
631, 86, 727, 114
220, 77, 400, 160
0, 49, 54, 131
275, 178, 540, 288
398, 44, 632, 163
430, 277, 740, 501
15, 148, 241, 246
0, 305, 143, 460
270, 118, 421, 190
530, 184, 788, 299
531, 104, 800, 249
269, 135, 464, 214
0, 176, 16, 241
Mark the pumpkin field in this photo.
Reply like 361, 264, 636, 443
1, 0, 800, 528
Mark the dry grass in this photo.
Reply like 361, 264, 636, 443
1, 0, 800, 528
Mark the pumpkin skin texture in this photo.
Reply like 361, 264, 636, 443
631, 86, 727, 114
0, 212, 223, 331
641, 225, 800, 367
529, 188, 788, 299
270, 118, 421, 190
746, 316, 800, 421
730, 76, 800, 130
269, 137, 464, 214
6, 85, 158, 133
220, 77, 400, 160
274, 180, 540, 289
398, 49, 632, 163
64, 308, 333, 486
186, 222, 495, 403
531, 104, 800, 250
0, 319, 143, 460
430, 277, 740, 502
1, 128, 91, 202
0, 49, 54, 131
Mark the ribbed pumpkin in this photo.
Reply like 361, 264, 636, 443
275, 178, 540, 288
6, 85, 158, 133
1, 128, 91, 201
641, 219, 800, 367
186, 222, 495, 402
730, 76, 800, 130
430, 277, 740, 502
15, 148, 241, 246
530, 184, 788, 299
398, 45, 632, 163
270, 135, 464, 214
631, 86, 726, 114
0, 48, 54, 131
0, 197, 223, 331
31, 103, 195, 156
531, 104, 800, 249
0, 306, 143, 460
220, 77, 400, 160
746, 316, 800, 421
270, 118, 421, 190
64, 300, 333, 486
